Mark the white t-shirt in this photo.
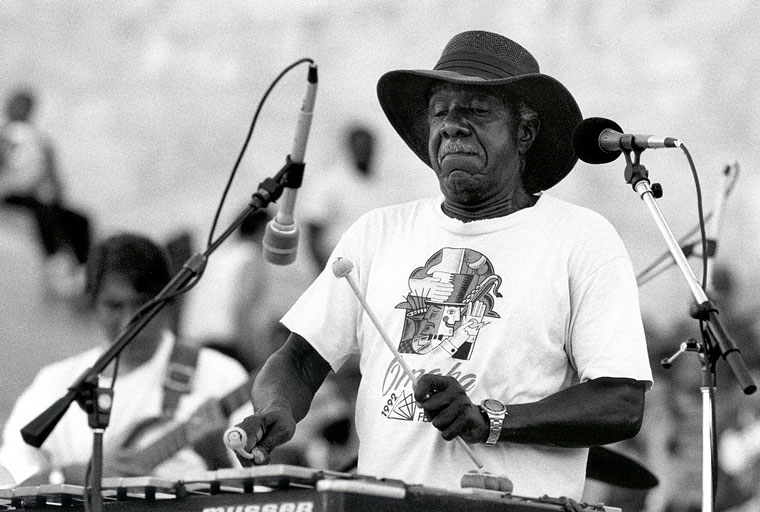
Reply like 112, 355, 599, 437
282, 193, 652, 500
0, 332, 250, 484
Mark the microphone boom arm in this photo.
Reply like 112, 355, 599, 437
20, 155, 302, 449
624, 153, 755, 394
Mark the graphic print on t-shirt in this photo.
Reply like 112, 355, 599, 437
396, 247, 502, 360
381, 248, 502, 422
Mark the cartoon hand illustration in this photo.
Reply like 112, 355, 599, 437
466, 300, 486, 322
409, 272, 455, 302
436, 318, 481, 356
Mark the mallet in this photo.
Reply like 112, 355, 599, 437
332, 257, 489, 471
223, 421, 270, 461
223, 426, 254, 459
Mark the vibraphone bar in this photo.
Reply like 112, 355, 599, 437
0, 465, 621, 512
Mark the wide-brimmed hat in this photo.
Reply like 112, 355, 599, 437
376, 30, 582, 193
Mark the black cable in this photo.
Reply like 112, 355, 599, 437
678, 143, 708, 290
81, 59, 314, 501
636, 161, 739, 287
113, 58, 315, 324
679, 142, 717, 504
634, 152, 738, 508
207, 57, 314, 249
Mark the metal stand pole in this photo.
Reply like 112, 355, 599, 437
701, 380, 714, 512
623, 150, 756, 512
90, 430, 104, 512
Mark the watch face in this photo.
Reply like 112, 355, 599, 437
483, 399, 506, 413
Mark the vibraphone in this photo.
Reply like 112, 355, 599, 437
0, 465, 621, 512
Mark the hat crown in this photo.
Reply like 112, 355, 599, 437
435, 30, 540, 80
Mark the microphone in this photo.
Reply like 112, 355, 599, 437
263, 63, 318, 265
572, 117, 681, 164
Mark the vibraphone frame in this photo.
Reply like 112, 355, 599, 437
0, 465, 621, 512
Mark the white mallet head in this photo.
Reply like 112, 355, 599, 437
332, 257, 354, 278
223, 426, 247, 451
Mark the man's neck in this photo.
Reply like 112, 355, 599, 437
441, 193, 538, 222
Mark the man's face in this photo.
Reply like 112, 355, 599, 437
94, 273, 164, 359
427, 84, 523, 206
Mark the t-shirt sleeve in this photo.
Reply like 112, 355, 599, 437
280, 217, 367, 372
0, 368, 59, 484
565, 220, 653, 387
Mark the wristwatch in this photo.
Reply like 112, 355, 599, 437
480, 398, 507, 446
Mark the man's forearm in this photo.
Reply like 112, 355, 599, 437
500, 377, 646, 447
251, 332, 331, 423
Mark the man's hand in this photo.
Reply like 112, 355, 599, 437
414, 374, 489, 444
232, 409, 297, 466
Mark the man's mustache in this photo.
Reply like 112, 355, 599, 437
438, 140, 481, 163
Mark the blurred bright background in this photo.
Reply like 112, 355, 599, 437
2, 0, 760, 509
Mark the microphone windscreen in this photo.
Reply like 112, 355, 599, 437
262, 221, 299, 266
572, 117, 624, 164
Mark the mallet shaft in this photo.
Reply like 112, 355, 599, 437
337, 262, 484, 470
343, 272, 417, 382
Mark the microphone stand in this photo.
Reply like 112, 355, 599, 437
19, 156, 305, 512
621, 149, 756, 512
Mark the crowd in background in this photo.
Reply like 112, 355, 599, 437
2, 86, 760, 512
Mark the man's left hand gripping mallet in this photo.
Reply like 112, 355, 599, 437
332, 257, 512, 491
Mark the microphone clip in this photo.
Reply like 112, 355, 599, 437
623, 150, 648, 187
622, 150, 663, 198
282, 155, 305, 189
250, 155, 306, 209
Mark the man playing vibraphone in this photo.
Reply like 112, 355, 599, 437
232, 30, 653, 500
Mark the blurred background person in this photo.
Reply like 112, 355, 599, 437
0, 232, 249, 485
718, 389, 760, 512
179, 207, 318, 373
644, 339, 704, 512
179, 208, 275, 372
636, 263, 760, 512
303, 122, 389, 270
0, 88, 91, 300
178, 207, 359, 471
709, 265, 760, 512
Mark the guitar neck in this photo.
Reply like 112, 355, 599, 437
129, 377, 253, 470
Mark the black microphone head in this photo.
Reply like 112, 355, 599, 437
572, 117, 624, 164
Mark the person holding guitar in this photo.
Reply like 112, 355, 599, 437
0, 232, 250, 485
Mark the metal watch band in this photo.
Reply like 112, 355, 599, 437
481, 399, 507, 446
485, 414, 504, 445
